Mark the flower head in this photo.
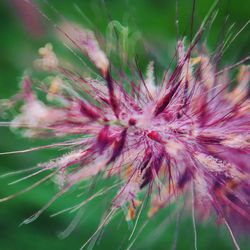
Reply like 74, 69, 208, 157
1, 13, 250, 249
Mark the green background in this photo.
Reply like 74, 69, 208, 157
0, 0, 249, 249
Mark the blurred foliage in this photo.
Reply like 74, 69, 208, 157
0, 0, 249, 249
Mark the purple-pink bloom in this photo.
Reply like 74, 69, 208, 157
0, 15, 250, 249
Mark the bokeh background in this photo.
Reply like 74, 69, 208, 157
0, 0, 249, 249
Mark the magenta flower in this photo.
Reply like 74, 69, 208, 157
1, 16, 249, 249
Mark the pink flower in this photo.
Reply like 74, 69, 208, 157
1, 16, 249, 249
